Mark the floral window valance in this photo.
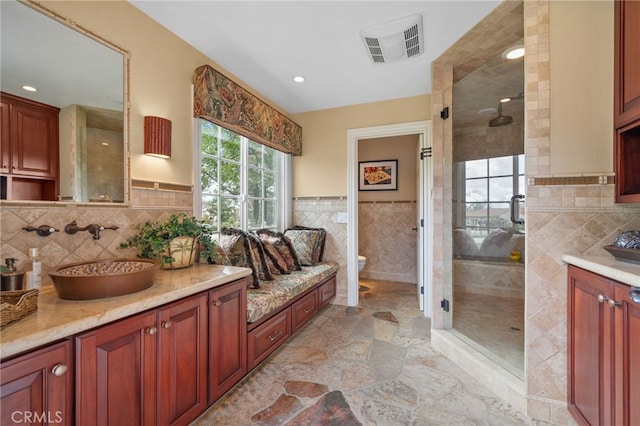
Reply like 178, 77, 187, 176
193, 65, 302, 156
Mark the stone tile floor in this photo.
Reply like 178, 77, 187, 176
193, 279, 549, 425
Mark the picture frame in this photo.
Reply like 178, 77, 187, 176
358, 160, 398, 191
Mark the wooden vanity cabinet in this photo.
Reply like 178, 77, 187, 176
568, 265, 640, 425
0, 92, 59, 201
208, 278, 247, 404
157, 293, 208, 426
0, 340, 73, 425
76, 292, 209, 426
614, 0, 640, 203
75, 310, 158, 426
613, 281, 640, 426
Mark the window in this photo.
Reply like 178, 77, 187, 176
196, 120, 289, 234
461, 154, 524, 241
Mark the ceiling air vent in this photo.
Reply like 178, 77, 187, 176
360, 14, 424, 64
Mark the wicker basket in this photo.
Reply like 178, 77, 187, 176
0, 289, 39, 329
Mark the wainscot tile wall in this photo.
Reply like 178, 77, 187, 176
358, 201, 417, 284
292, 197, 348, 306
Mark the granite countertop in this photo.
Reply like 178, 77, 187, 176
562, 253, 640, 288
0, 263, 252, 360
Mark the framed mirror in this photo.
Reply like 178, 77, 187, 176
1, 0, 129, 203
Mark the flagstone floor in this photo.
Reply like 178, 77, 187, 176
193, 279, 549, 425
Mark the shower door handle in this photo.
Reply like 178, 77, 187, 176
510, 194, 525, 225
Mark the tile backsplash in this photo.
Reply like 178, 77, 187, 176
0, 187, 192, 278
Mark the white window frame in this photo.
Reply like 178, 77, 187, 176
193, 118, 291, 231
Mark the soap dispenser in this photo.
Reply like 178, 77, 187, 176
26, 248, 42, 290
1, 258, 25, 291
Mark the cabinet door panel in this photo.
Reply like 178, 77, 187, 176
76, 311, 157, 426
318, 276, 336, 307
292, 291, 318, 332
614, 284, 640, 426
0, 340, 72, 425
247, 309, 291, 371
615, 0, 640, 127
11, 104, 58, 178
568, 266, 614, 425
209, 279, 247, 404
1, 100, 9, 174
157, 293, 208, 426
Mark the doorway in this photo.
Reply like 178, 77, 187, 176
346, 121, 432, 316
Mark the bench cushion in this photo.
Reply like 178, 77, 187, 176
246, 262, 338, 323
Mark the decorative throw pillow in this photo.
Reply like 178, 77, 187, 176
219, 228, 260, 288
259, 238, 290, 274
246, 232, 274, 282
206, 239, 231, 265
284, 229, 321, 266
291, 226, 326, 263
255, 229, 302, 271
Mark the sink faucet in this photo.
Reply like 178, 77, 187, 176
64, 221, 119, 240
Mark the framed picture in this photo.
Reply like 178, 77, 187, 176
359, 160, 398, 191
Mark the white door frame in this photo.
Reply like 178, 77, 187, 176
346, 120, 432, 316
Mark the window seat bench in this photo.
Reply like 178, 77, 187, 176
245, 262, 338, 370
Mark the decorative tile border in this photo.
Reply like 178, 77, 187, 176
131, 179, 192, 192
530, 175, 615, 186
359, 200, 416, 204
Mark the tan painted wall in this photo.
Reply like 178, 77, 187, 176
358, 135, 419, 202
291, 95, 430, 196
549, 0, 614, 175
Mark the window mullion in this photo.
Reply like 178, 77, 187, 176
240, 136, 248, 230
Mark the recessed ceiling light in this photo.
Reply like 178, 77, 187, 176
503, 45, 524, 60
292, 76, 305, 83
22, 85, 37, 92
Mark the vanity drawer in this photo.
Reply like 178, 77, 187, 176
292, 291, 318, 332
318, 277, 336, 308
247, 308, 291, 370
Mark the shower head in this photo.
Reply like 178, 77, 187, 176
488, 102, 513, 127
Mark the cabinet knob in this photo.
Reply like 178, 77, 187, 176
161, 320, 172, 329
607, 299, 622, 309
630, 288, 640, 304
597, 294, 609, 303
212, 300, 222, 307
304, 306, 314, 314
146, 326, 158, 335
51, 364, 67, 377
268, 330, 283, 341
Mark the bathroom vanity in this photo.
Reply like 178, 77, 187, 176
0, 264, 252, 425
564, 254, 640, 426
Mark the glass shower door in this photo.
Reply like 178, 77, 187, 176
452, 153, 526, 378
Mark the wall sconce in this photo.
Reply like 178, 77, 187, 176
144, 116, 171, 158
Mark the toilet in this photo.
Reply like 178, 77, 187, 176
358, 255, 367, 272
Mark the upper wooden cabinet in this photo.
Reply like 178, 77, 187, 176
614, 0, 640, 128
0, 92, 59, 201
614, 0, 640, 203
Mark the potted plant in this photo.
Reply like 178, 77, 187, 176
119, 213, 216, 269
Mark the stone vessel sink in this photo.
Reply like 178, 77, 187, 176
49, 259, 161, 300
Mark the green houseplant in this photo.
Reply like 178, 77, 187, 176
119, 213, 216, 269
